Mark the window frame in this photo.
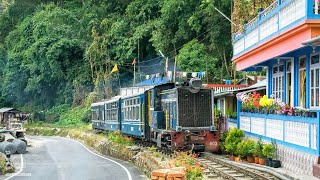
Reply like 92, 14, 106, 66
299, 56, 307, 108
310, 53, 320, 109
272, 63, 284, 100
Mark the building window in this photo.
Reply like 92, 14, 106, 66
311, 54, 320, 108
272, 64, 284, 100
286, 60, 292, 106
299, 57, 307, 108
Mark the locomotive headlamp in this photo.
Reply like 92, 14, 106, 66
209, 126, 217, 132
189, 78, 202, 93
176, 126, 182, 132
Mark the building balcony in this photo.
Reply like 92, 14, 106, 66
233, 0, 320, 59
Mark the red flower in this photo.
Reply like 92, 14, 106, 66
253, 101, 260, 108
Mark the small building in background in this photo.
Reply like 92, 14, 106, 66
0, 108, 27, 129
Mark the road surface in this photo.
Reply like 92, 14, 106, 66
4, 136, 147, 180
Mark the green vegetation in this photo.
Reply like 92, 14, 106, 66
107, 131, 133, 147
0, 155, 6, 174
0, 0, 235, 117
225, 127, 245, 156
262, 143, 276, 159
236, 139, 255, 158
171, 152, 204, 180
219, 129, 229, 154
254, 138, 264, 158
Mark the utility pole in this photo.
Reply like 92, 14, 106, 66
174, 57, 177, 82
206, 58, 208, 84
138, 40, 141, 81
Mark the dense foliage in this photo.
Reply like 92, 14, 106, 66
0, 0, 235, 114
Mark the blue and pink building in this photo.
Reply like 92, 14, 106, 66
232, 0, 320, 176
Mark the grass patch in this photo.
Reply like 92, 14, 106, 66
107, 131, 133, 146
0, 155, 5, 174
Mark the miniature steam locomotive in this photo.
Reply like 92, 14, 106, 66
91, 79, 219, 152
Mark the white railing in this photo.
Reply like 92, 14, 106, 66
120, 86, 153, 96
206, 84, 249, 94
233, 0, 312, 57
240, 114, 318, 150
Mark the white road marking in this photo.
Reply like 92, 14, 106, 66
71, 139, 133, 180
5, 154, 24, 180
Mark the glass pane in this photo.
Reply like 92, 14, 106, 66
311, 70, 314, 87
279, 65, 284, 72
312, 55, 320, 64
300, 57, 306, 68
312, 89, 314, 107
273, 67, 278, 74
287, 61, 291, 72
316, 69, 319, 87
276, 77, 278, 93
279, 76, 282, 91
299, 70, 306, 107
317, 88, 319, 107
287, 73, 291, 105
273, 78, 275, 92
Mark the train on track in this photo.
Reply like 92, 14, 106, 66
91, 78, 220, 153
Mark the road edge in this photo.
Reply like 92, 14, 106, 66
4, 154, 23, 180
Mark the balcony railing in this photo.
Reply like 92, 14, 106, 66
233, 0, 320, 57
205, 84, 249, 94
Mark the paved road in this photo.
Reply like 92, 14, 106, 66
5, 136, 147, 180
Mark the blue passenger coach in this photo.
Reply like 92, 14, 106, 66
120, 93, 145, 137
91, 101, 105, 130
103, 98, 121, 131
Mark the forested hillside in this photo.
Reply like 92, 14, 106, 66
0, 0, 235, 114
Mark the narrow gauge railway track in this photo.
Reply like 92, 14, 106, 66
129, 137, 283, 179
199, 153, 282, 180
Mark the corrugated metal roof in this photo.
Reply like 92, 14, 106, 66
214, 79, 267, 97
0, 108, 19, 113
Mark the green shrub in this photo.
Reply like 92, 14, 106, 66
224, 127, 245, 155
45, 104, 70, 123
107, 131, 133, 146
236, 140, 247, 158
219, 130, 229, 153
246, 139, 256, 156
254, 138, 264, 158
236, 139, 256, 158
262, 143, 276, 158
57, 106, 90, 127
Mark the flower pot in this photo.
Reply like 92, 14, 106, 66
266, 158, 273, 166
254, 157, 259, 164
272, 160, 281, 168
229, 155, 235, 161
234, 156, 241, 162
247, 156, 254, 163
259, 158, 266, 165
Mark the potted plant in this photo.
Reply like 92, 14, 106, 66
236, 140, 248, 162
245, 139, 256, 163
225, 128, 245, 161
253, 138, 263, 164
259, 145, 267, 165
271, 140, 281, 168
262, 143, 276, 167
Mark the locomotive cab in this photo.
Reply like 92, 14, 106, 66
148, 79, 220, 153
